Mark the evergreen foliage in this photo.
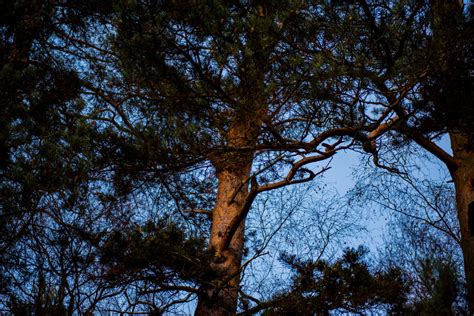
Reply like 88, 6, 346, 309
0, 0, 471, 314
263, 247, 409, 315
98, 220, 214, 286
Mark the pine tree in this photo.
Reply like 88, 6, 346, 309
65, 1, 399, 313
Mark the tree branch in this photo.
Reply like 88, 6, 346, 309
221, 153, 333, 251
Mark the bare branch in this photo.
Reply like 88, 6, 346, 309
138, 285, 201, 295
181, 209, 212, 217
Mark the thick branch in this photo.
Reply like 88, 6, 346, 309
397, 125, 459, 172
221, 153, 333, 251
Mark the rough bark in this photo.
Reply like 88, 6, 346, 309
195, 119, 259, 316
450, 131, 474, 314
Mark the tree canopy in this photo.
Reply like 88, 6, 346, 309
0, 0, 472, 314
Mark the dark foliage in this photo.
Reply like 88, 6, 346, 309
410, 258, 463, 315
0, 0, 471, 314
98, 220, 215, 286
413, 1, 474, 139
263, 247, 409, 315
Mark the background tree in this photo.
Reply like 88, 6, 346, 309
409, 2, 474, 311
321, 0, 472, 311
0, 0, 95, 304
0, 1, 125, 313
352, 145, 467, 313
234, 183, 365, 314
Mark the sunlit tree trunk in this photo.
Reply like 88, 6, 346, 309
195, 118, 258, 315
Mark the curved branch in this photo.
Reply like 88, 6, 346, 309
396, 124, 458, 173
221, 153, 334, 251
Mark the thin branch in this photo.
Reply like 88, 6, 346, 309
181, 209, 212, 215
138, 285, 201, 295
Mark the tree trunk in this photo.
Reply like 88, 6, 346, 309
450, 131, 474, 314
195, 11, 268, 311
195, 120, 257, 315
430, 1, 473, 311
